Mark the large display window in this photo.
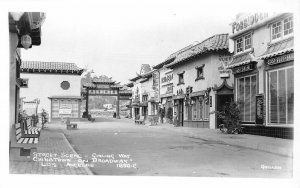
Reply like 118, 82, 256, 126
236, 74, 257, 122
267, 66, 294, 125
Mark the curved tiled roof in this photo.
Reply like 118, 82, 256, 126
21, 61, 84, 75
166, 34, 229, 68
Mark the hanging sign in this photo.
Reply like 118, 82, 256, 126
255, 95, 264, 124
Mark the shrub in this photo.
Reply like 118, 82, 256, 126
216, 101, 243, 134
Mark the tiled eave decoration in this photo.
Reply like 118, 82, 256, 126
21, 68, 83, 75
21, 61, 84, 75
227, 51, 255, 69
166, 34, 229, 69
259, 37, 294, 60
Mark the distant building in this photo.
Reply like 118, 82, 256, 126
20, 61, 84, 121
227, 13, 294, 138
128, 64, 159, 121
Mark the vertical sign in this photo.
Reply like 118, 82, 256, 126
255, 94, 264, 125
152, 70, 160, 102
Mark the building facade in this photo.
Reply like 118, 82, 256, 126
20, 61, 84, 121
9, 12, 46, 128
166, 34, 233, 129
227, 13, 294, 139
129, 64, 159, 122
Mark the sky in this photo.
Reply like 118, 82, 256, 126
3, 0, 296, 85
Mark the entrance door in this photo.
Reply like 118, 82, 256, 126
177, 99, 184, 127
216, 94, 234, 128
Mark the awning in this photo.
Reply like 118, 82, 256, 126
172, 94, 185, 100
259, 37, 294, 60
227, 52, 254, 68
48, 96, 82, 99
189, 90, 205, 97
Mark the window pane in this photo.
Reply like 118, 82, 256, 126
278, 70, 286, 123
244, 77, 251, 122
250, 75, 257, 121
287, 68, 294, 123
236, 38, 243, 53
272, 21, 282, 40
284, 17, 293, 35
238, 78, 245, 121
269, 71, 278, 123
244, 34, 252, 50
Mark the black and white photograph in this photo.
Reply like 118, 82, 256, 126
1, 0, 299, 187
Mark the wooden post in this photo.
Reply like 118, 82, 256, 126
85, 88, 89, 116
116, 89, 120, 119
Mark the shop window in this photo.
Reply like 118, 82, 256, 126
235, 33, 252, 54
237, 75, 257, 122
271, 16, 293, 41
191, 96, 209, 121
268, 67, 294, 125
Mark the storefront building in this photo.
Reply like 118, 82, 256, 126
9, 12, 46, 128
166, 34, 233, 129
20, 61, 84, 121
152, 45, 192, 123
227, 13, 294, 139
128, 64, 159, 121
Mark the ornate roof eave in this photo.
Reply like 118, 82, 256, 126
213, 79, 234, 91
166, 48, 228, 69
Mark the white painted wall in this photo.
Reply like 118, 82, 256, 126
20, 73, 82, 120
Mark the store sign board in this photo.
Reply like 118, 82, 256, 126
232, 64, 254, 74
59, 104, 72, 114
161, 73, 173, 85
152, 71, 160, 102
255, 95, 264, 124
232, 13, 269, 34
266, 53, 294, 66
218, 55, 232, 78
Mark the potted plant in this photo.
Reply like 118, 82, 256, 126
216, 101, 244, 134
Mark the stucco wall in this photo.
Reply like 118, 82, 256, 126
20, 73, 82, 120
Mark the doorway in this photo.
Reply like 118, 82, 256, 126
216, 94, 234, 128
177, 99, 184, 127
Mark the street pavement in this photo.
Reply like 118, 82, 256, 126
9, 117, 293, 177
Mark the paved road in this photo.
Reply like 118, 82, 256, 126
59, 118, 292, 177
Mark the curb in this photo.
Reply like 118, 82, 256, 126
60, 133, 94, 175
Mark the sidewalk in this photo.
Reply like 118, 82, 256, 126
146, 122, 294, 158
9, 124, 93, 175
